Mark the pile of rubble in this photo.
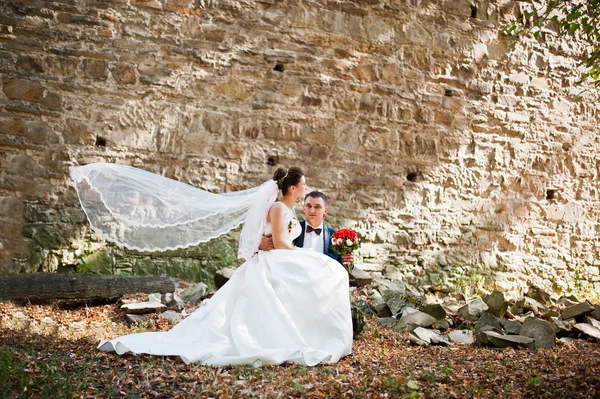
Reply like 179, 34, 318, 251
116, 268, 235, 324
350, 268, 600, 348
116, 266, 600, 350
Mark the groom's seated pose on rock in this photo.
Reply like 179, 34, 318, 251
260, 191, 354, 267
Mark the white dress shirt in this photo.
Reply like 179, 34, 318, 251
303, 222, 324, 253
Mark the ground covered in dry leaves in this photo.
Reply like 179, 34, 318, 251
1, 298, 599, 399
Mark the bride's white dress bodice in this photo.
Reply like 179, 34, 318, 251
264, 204, 302, 247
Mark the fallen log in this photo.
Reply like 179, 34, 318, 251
0, 273, 177, 303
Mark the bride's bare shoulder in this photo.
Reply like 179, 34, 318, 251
267, 202, 284, 222
270, 202, 285, 210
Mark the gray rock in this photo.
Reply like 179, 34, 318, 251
367, 289, 385, 305
409, 332, 430, 346
540, 309, 560, 318
553, 318, 576, 336
516, 311, 535, 323
382, 289, 423, 316
374, 278, 404, 292
350, 267, 373, 287
374, 303, 392, 318
475, 312, 503, 332
353, 299, 377, 317
179, 282, 208, 305
476, 331, 535, 349
214, 268, 236, 289
409, 327, 450, 346
586, 317, 600, 330
419, 303, 447, 320
431, 318, 450, 332
555, 296, 578, 308
500, 319, 523, 335
401, 307, 418, 317
160, 310, 183, 324
148, 293, 162, 303
480, 325, 505, 335
448, 330, 474, 345
520, 317, 555, 348
526, 285, 551, 305
125, 314, 149, 324
508, 304, 524, 316
572, 323, 600, 340
164, 292, 184, 310
376, 317, 397, 326
458, 298, 489, 321
515, 296, 548, 316
590, 304, 600, 321
483, 290, 509, 318
441, 300, 462, 316
121, 302, 166, 314
394, 310, 437, 332
561, 301, 595, 320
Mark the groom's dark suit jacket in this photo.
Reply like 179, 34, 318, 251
293, 220, 343, 265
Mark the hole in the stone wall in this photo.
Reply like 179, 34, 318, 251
273, 63, 285, 72
546, 189, 556, 200
267, 155, 279, 166
471, 6, 478, 18
444, 89, 454, 97
95, 136, 107, 147
407, 172, 418, 182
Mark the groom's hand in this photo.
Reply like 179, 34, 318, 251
341, 253, 354, 264
259, 234, 274, 251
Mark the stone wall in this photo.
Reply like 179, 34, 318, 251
1, 0, 599, 298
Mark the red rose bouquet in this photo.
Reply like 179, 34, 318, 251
329, 228, 360, 273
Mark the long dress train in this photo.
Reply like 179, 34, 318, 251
98, 206, 352, 366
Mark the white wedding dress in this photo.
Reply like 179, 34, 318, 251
98, 205, 353, 366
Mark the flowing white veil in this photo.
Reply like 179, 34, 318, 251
70, 163, 279, 260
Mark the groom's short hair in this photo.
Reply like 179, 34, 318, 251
305, 191, 328, 205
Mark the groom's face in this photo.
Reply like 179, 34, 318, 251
303, 196, 328, 227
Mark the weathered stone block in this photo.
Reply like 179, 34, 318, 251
476, 330, 535, 349
419, 303, 447, 320
3, 79, 44, 102
483, 290, 509, 317
15, 56, 44, 73
394, 310, 437, 332
40, 91, 62, 110
83, 59, 108, 80
475, 312, 502, 332
64, 118, 95, 145
131, 0, 162, 9
458, 298, 489, 321
25, 121, 51, 144
520, 317, 555, 348
561, 301, 595, 320
364, 16, 393, 43
214, 80, 251, 100
111, 64, 137, 84
0, 118, 26, 136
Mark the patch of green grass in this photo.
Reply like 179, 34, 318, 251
526, 374, 543, 388
0, 344, 125, 399
0, 345, 74, 399
384, 375, 402, 392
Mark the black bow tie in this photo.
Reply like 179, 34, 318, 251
306, 225, 322, 235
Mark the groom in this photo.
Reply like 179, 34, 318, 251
259, 191, 354, 267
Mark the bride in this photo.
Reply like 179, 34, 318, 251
70, 164, 352, 366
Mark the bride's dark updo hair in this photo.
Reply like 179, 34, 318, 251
273, 167, 304, 195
